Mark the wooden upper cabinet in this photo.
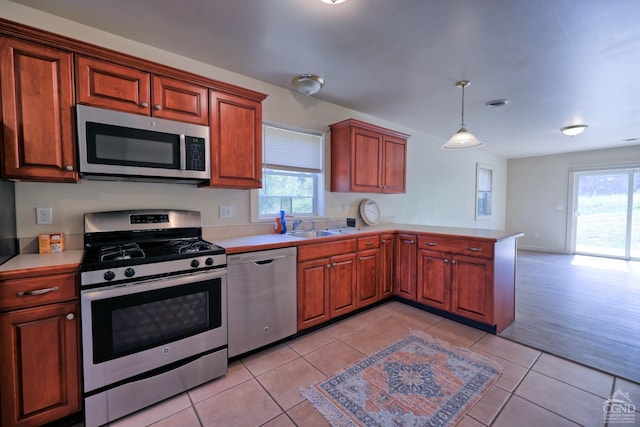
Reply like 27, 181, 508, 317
208, 90, 262, 188
330, 119, 409, 193
151, 76, 208, 125
76, 56, 208, 125
0, 37, 77, 182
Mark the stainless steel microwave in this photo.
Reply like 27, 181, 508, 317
76, 105, 210, 183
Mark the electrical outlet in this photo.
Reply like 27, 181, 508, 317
36, 207, 53, 225
219, 206, 233, 218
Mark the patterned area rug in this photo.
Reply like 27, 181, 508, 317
301, 331, 502, 426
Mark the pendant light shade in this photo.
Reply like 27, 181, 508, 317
442, 81, 483, 149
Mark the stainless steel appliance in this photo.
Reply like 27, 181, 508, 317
76, 105, 210, 183
79, 209, 227, 427
227, 247, 297, 357
0, 180, 17, 266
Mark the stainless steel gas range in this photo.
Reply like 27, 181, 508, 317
79, 209, 227, 427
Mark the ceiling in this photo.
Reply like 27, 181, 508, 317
11, 0, 640, 158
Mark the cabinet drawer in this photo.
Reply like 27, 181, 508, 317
417, 236, 493, 259
0, 273, 78, 312
357, 235, 380, 250
298, 238, 357, 262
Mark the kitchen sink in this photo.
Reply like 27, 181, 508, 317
286, 229, 340, 238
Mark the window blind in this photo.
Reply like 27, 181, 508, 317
263, 124, 322, 172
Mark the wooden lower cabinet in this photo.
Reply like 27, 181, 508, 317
356, 248, 380, 307
297, 257, 331, 329
328, 253, 357, 318
394, 234, 417, 300
417, 250, 493, 324
0, 267, 80, 427
0, 301, 80, 427
297, 252, 357, 330
380, 234, 395, 298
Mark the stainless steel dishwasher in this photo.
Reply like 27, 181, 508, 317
227, 246, 297, 357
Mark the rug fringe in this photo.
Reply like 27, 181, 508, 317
300, 386, 356, 427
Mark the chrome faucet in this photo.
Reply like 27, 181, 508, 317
292, 219, 303, 231
310, 219, 316, 231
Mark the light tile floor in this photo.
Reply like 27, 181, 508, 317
100, 301, 639, 426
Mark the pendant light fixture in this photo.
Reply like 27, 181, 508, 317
442, 80, 483, 149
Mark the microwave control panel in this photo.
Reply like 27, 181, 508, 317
185, 136, 206, 171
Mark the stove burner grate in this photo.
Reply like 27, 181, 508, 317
100, 242, 146, 262
167, 239, 215, 254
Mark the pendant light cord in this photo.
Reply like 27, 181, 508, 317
460, 84, 466, 127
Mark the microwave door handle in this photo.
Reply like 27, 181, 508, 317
179, 134, 186, 170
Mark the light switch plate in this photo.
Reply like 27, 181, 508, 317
219, 206, 233, 218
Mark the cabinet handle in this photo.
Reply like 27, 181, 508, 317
451, 260, 457, 264
17, 286, 59, 297
326, 264, 331, 269
381, 239, 388, 243
332, 262, 337, 267
154, 104, 162, 110
359, 257, 364, 261
65, 165, 74, 171
365, 241, 374, 246
140, 102, 148, 108
424, 242, 437, 246
467, 247, 483, 252
66, 313, 75, 321
443, 259, 449, 264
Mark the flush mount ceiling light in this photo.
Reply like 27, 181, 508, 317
292, 74, 325, 96
442, 81, 483, 149
560, 124, 588, 136
321, 0, 347, 4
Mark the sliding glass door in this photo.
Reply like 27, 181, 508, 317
572, 168, 639, 259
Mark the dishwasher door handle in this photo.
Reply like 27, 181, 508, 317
247, 255, 288, 265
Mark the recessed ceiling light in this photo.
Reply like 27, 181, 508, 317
623, 137, 639, 142
321, 0, 346, 4
560, 124, 588, 137
484, 99, 509, 108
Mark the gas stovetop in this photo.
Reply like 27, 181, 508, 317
80, 209, 226, 287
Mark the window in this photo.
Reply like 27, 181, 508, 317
476, 163, 493, 218
258, 124, 323, 218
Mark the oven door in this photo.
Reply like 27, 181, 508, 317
81, 268, 226, 393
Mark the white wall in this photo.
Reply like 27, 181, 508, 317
506, 145, 639, 253
1, 1, 507, 251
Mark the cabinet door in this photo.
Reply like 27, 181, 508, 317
151, 75, 208, 125
328, 252, 357, 318
381, 134, 407, 193
394, 234, 416, 300
380, 234, 395, 298
297, 258, 330, 330
209, 91, 262, 188
0, 301, 80, 427
75, 56, 151, 115
350, 126, 382, 192
451, 255, 493, 324
357, 248, 380, 308
417, 249, 450, 311
1, 37, 77, 182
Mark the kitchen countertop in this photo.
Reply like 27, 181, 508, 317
214, 223, 524, 254
0, 224, 524, 271
0, 250, 84, 275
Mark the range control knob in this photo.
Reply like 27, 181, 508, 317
191, 259, 200, 268
124, 268, 135, 278
104, 271, 116, 281
205, 257, 214, 266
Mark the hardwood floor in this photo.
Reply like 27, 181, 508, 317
499, 250, 640, 383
